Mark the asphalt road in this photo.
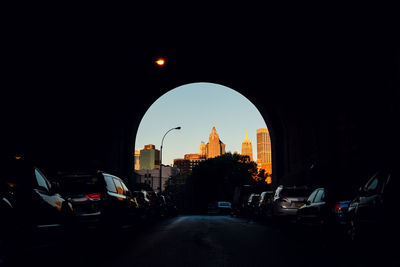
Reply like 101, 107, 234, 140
2, 215, 399, 267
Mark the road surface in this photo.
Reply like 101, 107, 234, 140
2, 215, 398, 267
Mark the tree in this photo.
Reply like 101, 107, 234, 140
184, 153, 268, 213
164, 172, 190, 212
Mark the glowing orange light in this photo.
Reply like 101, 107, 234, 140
15, 156, 22, 160
156, 58, 165, 66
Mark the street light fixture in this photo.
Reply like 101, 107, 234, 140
155, 57, 166, 66
159, 126, 181, 193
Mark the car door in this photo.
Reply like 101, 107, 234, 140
33, 168, 64, 226
309, 189, 326, 224
358, 173, 386, 224
299, 189, 319, 223
121, 180, 138, 212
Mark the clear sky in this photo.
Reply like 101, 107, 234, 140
135, 82, 268, 166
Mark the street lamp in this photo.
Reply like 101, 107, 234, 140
159, 126, 181, 193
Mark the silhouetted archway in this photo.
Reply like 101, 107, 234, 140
132, 82, 277, 191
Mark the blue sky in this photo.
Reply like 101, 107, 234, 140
135, 82, 268, 166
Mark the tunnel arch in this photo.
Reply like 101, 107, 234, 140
130, 81, 284, 188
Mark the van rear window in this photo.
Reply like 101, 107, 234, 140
59, 175, 104, 194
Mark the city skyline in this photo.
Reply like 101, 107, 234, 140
134, 82, 268, 166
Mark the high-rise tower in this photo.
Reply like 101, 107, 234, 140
257, 128, 272, 174
241, 131, 253, 161
206, 126, 225, 159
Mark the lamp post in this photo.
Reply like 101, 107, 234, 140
159, 126, 181, 193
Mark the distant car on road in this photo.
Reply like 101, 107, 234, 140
272, 185, 310, 218
208, 201, 232, 215
56, 171, 139, 227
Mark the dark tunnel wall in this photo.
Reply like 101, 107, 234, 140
2, 20, 399, 191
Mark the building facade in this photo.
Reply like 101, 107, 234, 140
241, 131, 253, 161
184, 153, 206, 170
134, 149, 140, 170
173, 158, 191, 174
135, 165, 179, 191
139, 144, 160, 170
174, 153, 206, 173
200, 142, 207, 158
257, 128, 272, 174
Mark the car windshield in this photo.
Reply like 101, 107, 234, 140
58, 174, 104, 194
218, 202, 231, 207
327, 187, 356, 201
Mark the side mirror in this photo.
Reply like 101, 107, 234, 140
305, 200, 311, 205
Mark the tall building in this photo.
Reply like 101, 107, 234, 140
134, 149, 140, 170
241, 131, 253, 161
257, 128, 272, 174
205, 125, 226, 159
139, 144, 160, 170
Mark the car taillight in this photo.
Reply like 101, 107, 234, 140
333, 203, 342, 214
86, 192, 101, 200
281, 197, 289, 202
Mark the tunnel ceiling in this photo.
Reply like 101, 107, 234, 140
2, 17, 399, 187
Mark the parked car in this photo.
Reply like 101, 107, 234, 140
208, 201, 232, 215
164, 194, 178, 217
347, 169, 399, 242
147, 191, 168, 218
257, 191, 274, 218
272, 185, 310, 218
232, 185, 253, 217
0, 179, 17, 238
132, 190, 152, 218
56, 170, 139, 227
1, 158, 73, 232
296, 187, 354, 234
246, 193, 260, 217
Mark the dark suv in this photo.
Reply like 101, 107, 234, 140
56, 171, 139, 227
347, 169, 399, 242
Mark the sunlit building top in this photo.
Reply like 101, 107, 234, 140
241, 131, 253, 161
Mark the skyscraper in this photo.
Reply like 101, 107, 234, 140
205, 126, 225, 159
241, 131, 253, 161
139, 144, 160, 170
257, 128, 272, 174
